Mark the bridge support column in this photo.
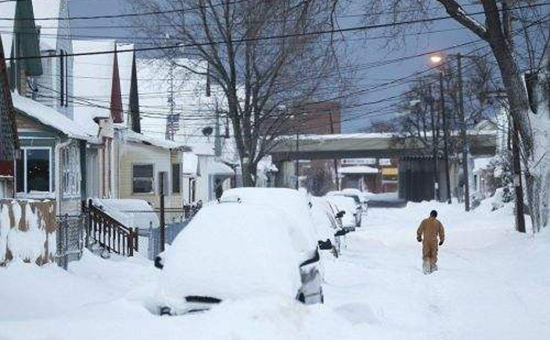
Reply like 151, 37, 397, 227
274, 160, 296, 189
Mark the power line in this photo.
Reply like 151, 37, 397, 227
6, 3, 550, 62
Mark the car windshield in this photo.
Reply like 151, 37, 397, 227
347, 195, 361, 204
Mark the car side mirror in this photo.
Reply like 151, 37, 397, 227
334, 229, 347, 237
336, 211, 345, 218
155, 255, 164, 269
318, 239, 333, 250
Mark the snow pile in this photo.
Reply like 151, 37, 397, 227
156, 203, 302, 312
0, 255, 359, 340
0, 200, 55, 265
92, 199, 159, 230
1, 198, 549, 339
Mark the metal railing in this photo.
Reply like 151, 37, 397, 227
85, 200, 139, 257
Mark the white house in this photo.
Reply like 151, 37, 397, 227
137, 57, 237, 202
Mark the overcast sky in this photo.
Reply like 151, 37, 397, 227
69, 0, 485, 133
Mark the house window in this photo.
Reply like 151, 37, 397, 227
15, 148, 52, 193
172, 163, 181, 194
133, 164, 154, 194
62, 144, 81, 198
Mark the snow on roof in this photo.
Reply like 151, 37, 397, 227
12, 91, 93, 140
210, 161, 234, 176
126, 129, 187, 150
125, 129, 189, 150
339, 165, 379, 174
0, 4, 16, 59
72, 39, 116, 134
189, 142, 215, 156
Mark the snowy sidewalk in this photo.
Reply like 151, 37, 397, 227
324, 200, 550, 340
1, 200, 549, 340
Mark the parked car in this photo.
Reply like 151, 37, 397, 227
326, 190, 367, 217
341, 188, 369, 214
325, 195, 362, 228
222, 188, 322, 250
154, 201, 323, 315
311, 197, 350, 255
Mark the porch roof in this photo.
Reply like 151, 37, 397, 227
339, 165, 379, 175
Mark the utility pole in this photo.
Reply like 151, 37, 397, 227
165, 34, 175, 141
166, 60, 175, 141
328, 110, 340, 190
439, 71, 452, 204
159, 174, 166, 252
428, 83, 440, 201
295, 127, 300, 190
456, 53, 471, 211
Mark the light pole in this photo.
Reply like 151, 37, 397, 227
427, 83, 440, 201
430, 53, 472, 209
430, 55, 452, 204
456, 53, 471, 211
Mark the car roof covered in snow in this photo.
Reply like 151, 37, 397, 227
156, 202, 302, 310
221, 188, 319, 255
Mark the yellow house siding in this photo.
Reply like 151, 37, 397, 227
119, 142, 182, 210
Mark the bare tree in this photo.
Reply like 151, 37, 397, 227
349, 0, 549, 231
128, 0, 344, 186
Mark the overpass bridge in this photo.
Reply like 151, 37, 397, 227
269, 131, 497, 161
268, 131, 498, 199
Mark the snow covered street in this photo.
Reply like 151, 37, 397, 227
1, 200, 549, 340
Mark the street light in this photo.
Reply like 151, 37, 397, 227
429, 52, 471, 210
429, 54, 452, 205
430, 54, 443, 65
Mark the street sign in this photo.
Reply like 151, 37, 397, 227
341, 158, 376, 165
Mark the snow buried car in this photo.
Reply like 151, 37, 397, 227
325, 195, 362, 228
154, 200, 323, 315
223, 187, 335, 251
311, 197, 350, 256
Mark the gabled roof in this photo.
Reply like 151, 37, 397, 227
0, 1, 42, 76
12, 91, 93, 141
0, 35, 18, 162
72, 40, 135, 135
73, 39, 115, 124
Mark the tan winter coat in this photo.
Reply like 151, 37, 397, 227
417, 217, 445, 246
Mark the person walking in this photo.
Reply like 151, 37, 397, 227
417, 210, 445, 274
